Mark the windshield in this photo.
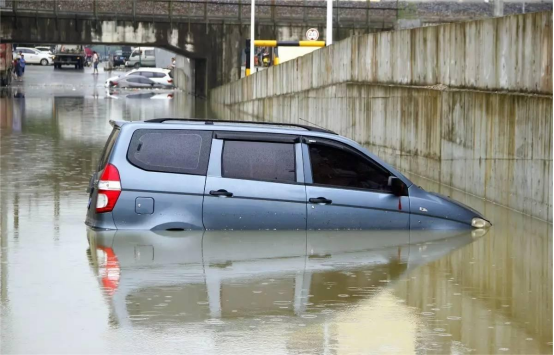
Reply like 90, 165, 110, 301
55, 45, 84, 54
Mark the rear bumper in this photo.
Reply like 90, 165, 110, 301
85, 211, 117, 230
55, 57, 83, 65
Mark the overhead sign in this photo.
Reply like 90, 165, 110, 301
306, 28, 319, 41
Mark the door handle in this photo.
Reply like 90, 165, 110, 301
309, 197, 332, 204
210, 189, 233, 197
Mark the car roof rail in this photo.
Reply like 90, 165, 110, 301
143, 118, 337, 134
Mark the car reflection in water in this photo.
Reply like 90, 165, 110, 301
87, 229, 487, 328
106, 89, 174, 100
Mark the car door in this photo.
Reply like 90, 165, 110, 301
120, 76, 141, 88
23, 49, 37, 63
151, 72, 167, 85
128, 50, 139, 65
140, 71, 155, 83
303, 138, 409, 230
202, 132, 307, 230
140, 77, 156, 87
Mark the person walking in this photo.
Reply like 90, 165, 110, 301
92, 51, 99, 75
13, 58, 23, 82
18, 53, 25, 77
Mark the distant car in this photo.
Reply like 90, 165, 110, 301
112, 50, 127, 67
105, 68, 173, 87
109, 76, 172, 89
125, 47, 156, 68
85, 119, 492, 231
14, 47, 54, 65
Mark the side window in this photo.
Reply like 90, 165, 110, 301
309, 143, 391, 192
153, 72, 166, 78
97, 128, 121, 171
140, 71, 154, 78
222, 141, 296, 183
128, 71, 141, 76
127, 129, 212, 175
145, 50, 154, 56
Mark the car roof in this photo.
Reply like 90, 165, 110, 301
109, 118, 414, 187
135, 68, 170, 73
137, 118, 337, 134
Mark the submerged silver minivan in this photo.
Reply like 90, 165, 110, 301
85, 119, 491, 231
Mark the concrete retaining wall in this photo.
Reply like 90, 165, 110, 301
173, 55, 195, 94
210, 12, 553, 222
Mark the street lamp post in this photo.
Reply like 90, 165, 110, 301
249, 0, 255, 75
326, 0, 332, 45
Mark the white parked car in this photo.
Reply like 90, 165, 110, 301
105, 68, 174, 88
14, 47, 54, 65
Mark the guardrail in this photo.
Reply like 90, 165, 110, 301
1, 0, 400, 27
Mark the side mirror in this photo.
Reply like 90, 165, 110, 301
388, 176, 405, 197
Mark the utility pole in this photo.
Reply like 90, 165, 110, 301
249, 0, 255, 75
326, 0, 332, 45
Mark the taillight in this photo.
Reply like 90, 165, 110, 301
111, 81, 118, 87
167, 79, 173, 83
96, 163, 121, 213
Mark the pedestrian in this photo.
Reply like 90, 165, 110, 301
19, 53, 25, 77
12, 57, 18, 81
13, 58, 23, 81
92, 51, 99, 75
170, 57, 176, 69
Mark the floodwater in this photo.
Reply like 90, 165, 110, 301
0, 66, 552, 354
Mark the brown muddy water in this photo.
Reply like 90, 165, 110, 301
0, 66, 552, 354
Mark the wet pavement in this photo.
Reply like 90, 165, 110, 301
0, 66, 552, 354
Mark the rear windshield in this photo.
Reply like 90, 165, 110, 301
97, 128, 120, 171
127, 129, 212, 175
55, 45, 83, 53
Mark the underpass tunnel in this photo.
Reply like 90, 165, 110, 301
6, 41, 208, 99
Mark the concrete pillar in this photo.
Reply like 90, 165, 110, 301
173, 54, 194, 95
494, 0, 504, 17
195, 58, 208, 98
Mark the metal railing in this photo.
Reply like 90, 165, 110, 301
2, 0, 400, 27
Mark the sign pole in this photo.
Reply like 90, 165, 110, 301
249, 0, 255, 76
326, 0, 332, 46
